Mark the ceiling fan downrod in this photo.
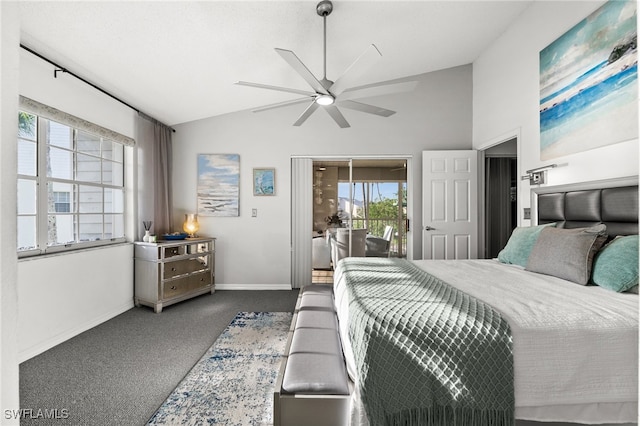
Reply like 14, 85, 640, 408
316, 0, 334, 102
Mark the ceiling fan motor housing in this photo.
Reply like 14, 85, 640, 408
316, 0, 333, 17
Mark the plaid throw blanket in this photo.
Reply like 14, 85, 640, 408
342, 258, 514, 426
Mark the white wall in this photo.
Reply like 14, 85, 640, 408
18, 245, 133, 361
172, 65, 473, 286
16, 47, 138, 361
1, 2, 21, 422
473, 1, 639, 223
19, 50, 135, 139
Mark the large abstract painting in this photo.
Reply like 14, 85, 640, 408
539, 0, 637, 160
197, 154, 240, 216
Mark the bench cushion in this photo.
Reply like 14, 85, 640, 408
295, 308, 337, 330
283, 328, 350, 395
281, 285, 349, 395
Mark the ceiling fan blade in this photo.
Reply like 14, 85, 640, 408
252, 97, 312, 113
293, 102, 320, 126
329, 44, 382, 96
235, 81, 315, 97
324, 105, 350, 128
338, 81, 418, 102
338, 100, 396, 117
275, 48, 328, 94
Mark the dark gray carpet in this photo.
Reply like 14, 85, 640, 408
19, 290, 300, 426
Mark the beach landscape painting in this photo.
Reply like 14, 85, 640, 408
539, 0, 637, 160
197, 154, 240, 216
253, 168, 275, 196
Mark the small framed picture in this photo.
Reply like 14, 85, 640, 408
253, 168, 275, 196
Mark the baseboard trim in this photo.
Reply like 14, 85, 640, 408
215, 283, 293, 291
18, 300, 134, 363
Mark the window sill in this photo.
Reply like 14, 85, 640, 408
18, 241, 132, 262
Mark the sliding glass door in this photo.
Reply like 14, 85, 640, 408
291, 156, 411, 289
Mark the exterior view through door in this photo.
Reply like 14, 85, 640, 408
311, 158, 409, 283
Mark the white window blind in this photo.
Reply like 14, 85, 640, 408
19, 96, 135, 147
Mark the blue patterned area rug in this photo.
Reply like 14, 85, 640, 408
147, 311, 293, 426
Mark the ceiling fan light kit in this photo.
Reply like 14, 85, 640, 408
235, 0, 417, 128
315, 94, 334, 106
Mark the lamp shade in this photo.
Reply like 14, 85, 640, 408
183, 213, 199, 237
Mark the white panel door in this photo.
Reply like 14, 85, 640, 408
422, 150, 478, 260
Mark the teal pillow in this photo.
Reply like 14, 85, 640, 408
591, 235, 639, 292
497, 223, 556, 267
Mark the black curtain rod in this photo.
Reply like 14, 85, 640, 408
20, 43, 176, 133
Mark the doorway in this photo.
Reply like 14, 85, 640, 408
291, 156, 411, 288
483, 138, 518, 259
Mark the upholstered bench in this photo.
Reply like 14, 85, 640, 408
273, 285, 351, 426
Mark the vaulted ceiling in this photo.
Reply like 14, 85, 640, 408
18, 1, 533, 126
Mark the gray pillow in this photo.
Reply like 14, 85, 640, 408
526, 224, 608, 285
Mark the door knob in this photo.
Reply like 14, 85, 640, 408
425, 226, 435, 231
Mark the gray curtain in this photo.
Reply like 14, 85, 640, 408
137, 114, 173, 239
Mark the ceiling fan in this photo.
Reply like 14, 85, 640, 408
235, 0, 417, 128
390, 162, 407, 172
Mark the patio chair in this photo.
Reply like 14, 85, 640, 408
365, 225, 393, 257
330, 228, 367, 267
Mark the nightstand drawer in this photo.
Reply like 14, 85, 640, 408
163, 245, 185, 258
186, 241, 212, 254
163, 256, 210, 279
163, 272, 211, 299
163, 279, 188, 299
186, 271, 212, 290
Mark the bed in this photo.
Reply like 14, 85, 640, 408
333, 177, 638, 426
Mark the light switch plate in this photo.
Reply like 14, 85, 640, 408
252, 208, 257, 217
523, 207, 531, 220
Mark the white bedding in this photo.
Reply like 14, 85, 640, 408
334, 259, 638, 424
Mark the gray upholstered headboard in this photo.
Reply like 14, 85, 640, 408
532, 177, 639, 239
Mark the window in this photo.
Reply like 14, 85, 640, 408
17, 111, 126, 256
53, 191, 71, 213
